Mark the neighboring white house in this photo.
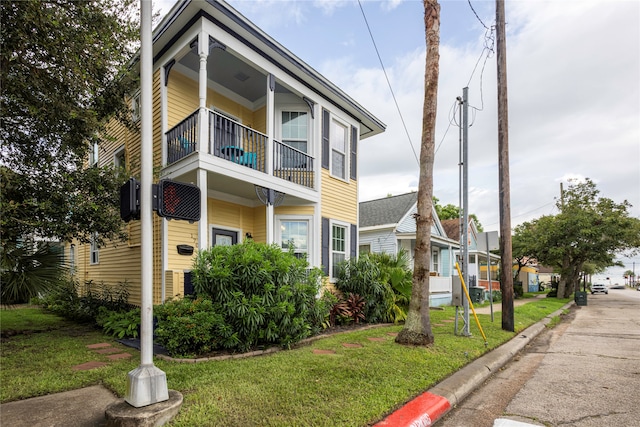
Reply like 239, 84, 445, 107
359, 193, 459, 307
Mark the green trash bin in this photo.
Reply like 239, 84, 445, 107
469, 286, 484, 304
575, 291, 587, 306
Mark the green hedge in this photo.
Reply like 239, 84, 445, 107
184, 241, 327, 353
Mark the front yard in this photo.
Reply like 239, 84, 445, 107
0, 298, 569, 426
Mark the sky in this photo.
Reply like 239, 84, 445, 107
154, 0, 640, 282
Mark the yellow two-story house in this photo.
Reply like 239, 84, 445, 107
73, 0, 385, 306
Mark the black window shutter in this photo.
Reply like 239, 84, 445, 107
350, 224, 357, 258
350, 126, 357, 180
322, 109, 330, 170
322, 217, 330, 275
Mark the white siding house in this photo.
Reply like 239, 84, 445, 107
359, 193, 459, 307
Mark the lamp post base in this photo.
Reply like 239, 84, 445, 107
125, 365, 169, 408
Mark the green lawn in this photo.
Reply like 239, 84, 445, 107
0, 298, 570, 427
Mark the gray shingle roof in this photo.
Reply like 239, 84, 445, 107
359, 192, 418, 227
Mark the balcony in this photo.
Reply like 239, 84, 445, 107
165, 109, 315, 190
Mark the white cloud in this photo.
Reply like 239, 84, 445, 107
344, 0, 639, 231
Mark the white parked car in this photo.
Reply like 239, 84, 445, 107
591, 283, 608, 294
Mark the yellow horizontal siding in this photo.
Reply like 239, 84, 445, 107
274, 205, 315, 216
166, 220, 198, 271
167, 71, 261, 130
320, 169, 357, 223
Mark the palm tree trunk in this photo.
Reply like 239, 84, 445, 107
395, 0, 440, 347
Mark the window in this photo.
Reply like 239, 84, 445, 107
90, 234, 99, 265
331, 223, 347, 278
359, 244, 371, 255
330, 119, 347, 179
69, 244, 76, 274
431, 249, 440, 274
131, 91, 141, 122
277, 216, 311, 260
89, 142, 99, 167
279, 110, 309, 169
114, 146, 125, 170
212, 228, 238, 247
281, 111, 308, 153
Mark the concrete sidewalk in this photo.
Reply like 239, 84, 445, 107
0, 385, 119, 427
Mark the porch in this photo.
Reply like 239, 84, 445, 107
166, 108, 315, 190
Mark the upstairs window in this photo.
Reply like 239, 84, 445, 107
90, 234, 99, 265
114, 146, 125, 170
131, 91, 141, 123
89, 142, 99, 167
281, 111, 308, 153
330, 119, 347, 180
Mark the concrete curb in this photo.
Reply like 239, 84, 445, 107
373, 302, 574, 427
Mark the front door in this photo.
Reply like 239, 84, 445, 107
212, 228, 238, 247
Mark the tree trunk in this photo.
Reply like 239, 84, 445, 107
395, 0, 440, 347
557, 256, 570, 298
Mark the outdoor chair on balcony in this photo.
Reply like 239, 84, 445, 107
238, 152, 257, 169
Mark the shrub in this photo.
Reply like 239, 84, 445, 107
334, 255, 394, 323
369, 250, 412, 322
38, 278, 133, 324
191, 240, 326, 351
154, 298, 238, 357
97, 306, 141, 339
514, 281, 524, 298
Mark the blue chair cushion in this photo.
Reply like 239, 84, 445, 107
239, 152, 257, 169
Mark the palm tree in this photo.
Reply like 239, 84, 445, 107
1, 239, 68, 305
395, 0, 440, 346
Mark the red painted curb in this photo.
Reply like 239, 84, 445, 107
374, 392, 451, 427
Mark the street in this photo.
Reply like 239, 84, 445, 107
438, 287, 640, 427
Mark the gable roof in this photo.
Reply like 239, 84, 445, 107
440, 219, 460, 241
359, 193, 417, 228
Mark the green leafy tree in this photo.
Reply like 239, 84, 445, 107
512, 179, 640, 298
433, 197, 484, 232
0, 0, 139, 301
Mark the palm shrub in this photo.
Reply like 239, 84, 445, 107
1, 240, 67, 305
192, 240, 326, 351
334, 255, 394, 323
369, 249, 413, 323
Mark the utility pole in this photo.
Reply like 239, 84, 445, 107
462, 87, 470, 336
496, 0, 514, 332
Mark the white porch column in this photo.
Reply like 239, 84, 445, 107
266, 203, 275, 244
265, 74, 275, 175
265, 74, 275, 244
198, 32, 209, 155
198, 169, 208, 250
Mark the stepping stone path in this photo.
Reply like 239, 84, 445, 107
313, 349, 337, 355
313, 334, 393, 355
71, 343, 131, 371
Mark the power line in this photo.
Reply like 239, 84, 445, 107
468, 0, 490, 30
357, 0, 419, 167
